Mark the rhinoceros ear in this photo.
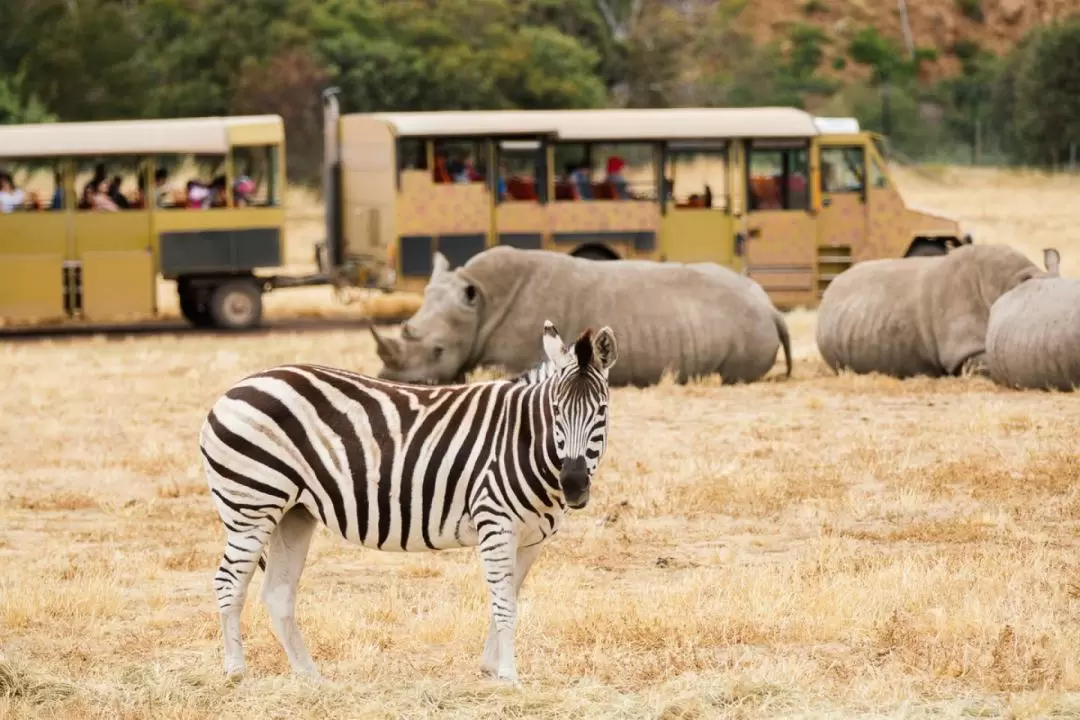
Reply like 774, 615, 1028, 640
1043, 247, 1061, 276
431, 252, 450, 282
542, 320, 568, 364
592, 326, 618, 372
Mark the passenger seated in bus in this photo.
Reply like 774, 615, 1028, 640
82, 163, 107, 201
51, 171, 64, 210
569, 163, 592, 199
234, 175, 255, 206
186, 180, 211, 209
433, 152, 451, 183
208, 176, 228, 207
0, 172, 26, 213
85, 179, 119, 212
495, 165, 507, 202
449, 152, 482, 184
153, 168, 172, 207
108, 175, 131, 209
605, 156, 630, 199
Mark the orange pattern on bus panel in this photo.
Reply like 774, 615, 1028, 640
821, 194, 865, 249
496, 201, 547, 233
746, 211, 817, 266
864, 185, 912, 262
397, 170, 491, 236
548, 200, 659, 235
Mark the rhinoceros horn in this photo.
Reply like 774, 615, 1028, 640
369, 326, 403, 368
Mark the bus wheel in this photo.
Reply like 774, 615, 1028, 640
178, 287, 214, 328
906, 239, 947, 257
573, 246, 617, 261
209, 279, 263, 330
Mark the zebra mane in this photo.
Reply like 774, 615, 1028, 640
511, 357, 559, 385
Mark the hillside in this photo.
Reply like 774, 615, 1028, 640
732, 0, 1078, 82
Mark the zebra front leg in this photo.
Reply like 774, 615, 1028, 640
260, 506, 322, 680
480, 542, 543, 677
476, 521, 522, 683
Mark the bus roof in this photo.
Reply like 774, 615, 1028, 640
0, 115, 284, 159
371, 107, 823, 140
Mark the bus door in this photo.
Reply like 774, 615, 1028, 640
817, 138, 869, 265
72, 158, 155, 321
659, 141, 735, 267
743, 138, 817, 309
0, 159, 69, 322
492, 138, 548, 252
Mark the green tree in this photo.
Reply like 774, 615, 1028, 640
0, 73, 54, 125
16, 0, 150, 120
1012, 17, 1080, 165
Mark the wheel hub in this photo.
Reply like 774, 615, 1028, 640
222, 292, 254, 324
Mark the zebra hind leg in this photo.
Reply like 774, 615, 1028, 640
260, 505, 322, 679
214, 514, 280, 681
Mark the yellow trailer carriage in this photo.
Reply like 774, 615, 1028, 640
0, 113, 388, 330
321, 95, 970, 310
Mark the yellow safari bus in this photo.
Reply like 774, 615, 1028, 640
0, 113, 389, 330
321, 94, 970, 309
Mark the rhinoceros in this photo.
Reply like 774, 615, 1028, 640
986, 248, 1080, 391
370, 246, 792, 387
815, 243, 1054, 379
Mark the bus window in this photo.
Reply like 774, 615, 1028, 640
820, 146, 866, 194
432, 139, 485, 185
665, 143, 729, 210
747, 143, 810, 211
496, 139, 544, 202
397, 138, 427, 172
591, 143, 655, 201
232, 145, 282, 208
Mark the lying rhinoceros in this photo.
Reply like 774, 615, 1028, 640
371, 246, 792, 387
986, 248, 1080, 391
815, 243, 1054, 379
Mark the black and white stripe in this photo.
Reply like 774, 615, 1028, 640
200, 320, 618, 683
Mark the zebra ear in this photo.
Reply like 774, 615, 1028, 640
593, 326, 618, 372
542, 320, 567, 363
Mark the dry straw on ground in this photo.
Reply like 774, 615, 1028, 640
3, 166, 1080, 719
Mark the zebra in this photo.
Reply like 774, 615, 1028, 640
200, 319, 618, 684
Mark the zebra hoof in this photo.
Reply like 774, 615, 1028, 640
223, 668, 245, 686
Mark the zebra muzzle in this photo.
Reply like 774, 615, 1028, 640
559, 456, 590, 509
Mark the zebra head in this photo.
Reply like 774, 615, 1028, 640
540, 319, 618, 510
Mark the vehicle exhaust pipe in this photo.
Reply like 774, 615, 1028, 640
322, 87, 343, 274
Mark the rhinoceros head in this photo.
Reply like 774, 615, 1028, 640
372, 251, 481, 384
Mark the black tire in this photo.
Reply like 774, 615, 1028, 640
573, 247, 616, 261
906, 241, 947, 257
178, 287, 215, 328
208, 279, 263, 330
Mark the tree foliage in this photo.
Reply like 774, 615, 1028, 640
1, 0, 1079, 175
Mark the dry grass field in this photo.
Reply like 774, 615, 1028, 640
3, 165, 1080, 719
